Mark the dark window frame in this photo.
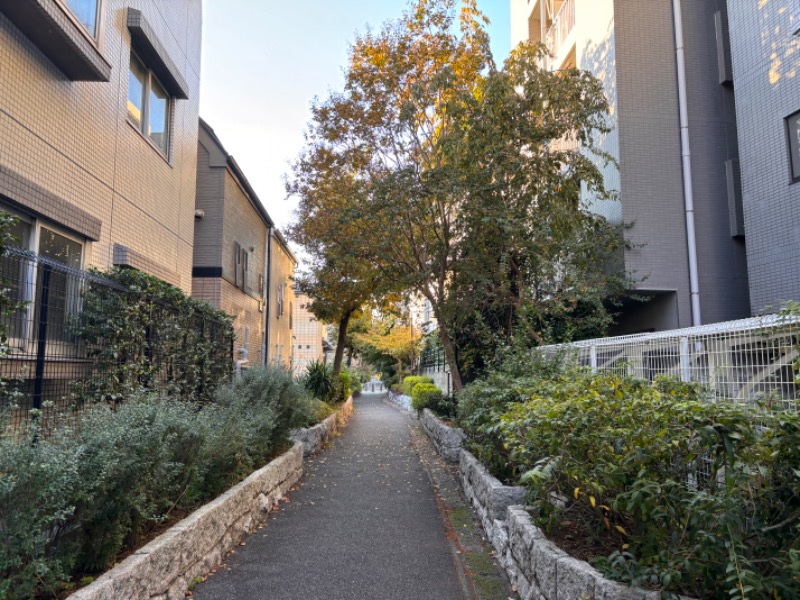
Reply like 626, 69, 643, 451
786, 109, 800, 184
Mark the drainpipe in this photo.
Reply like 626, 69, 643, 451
262, 226, 273, 365
672, 0, 702, 327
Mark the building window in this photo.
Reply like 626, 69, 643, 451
63, 0, 101, 38
787, 110, 800, 183
128, 52, 171, 157
233, 243, 250, 291
276, 284, 284, 317
0, 206, 86, 353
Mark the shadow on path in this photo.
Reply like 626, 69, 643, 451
193, 392, 467, 600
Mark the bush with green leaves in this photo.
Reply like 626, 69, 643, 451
303, 359, 334, 402
331, 371, 351, 404
73, 267, 233, 405
402, 375, 434, 396
411, 383, 442, 413
0, 365, 320, 599
490, 370, 800, 599
457, 346, 572, 481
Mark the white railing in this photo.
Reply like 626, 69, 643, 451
542, 314, 800, 410
545, 0, 575, 58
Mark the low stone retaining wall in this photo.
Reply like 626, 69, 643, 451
70, 399, 354, 600
70, 444, 304, 600
388, 392, 412, 411
460, 449, 527, 550
419, 408, 465, 463
433, 444, 692, 599
291, 396, 354, 456
501, 506, 677, 600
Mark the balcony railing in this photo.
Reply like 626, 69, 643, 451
545, 0, 575, 59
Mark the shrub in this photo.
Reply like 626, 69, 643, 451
411, 383, 442, 413
304, 360, 333, 401
496, 371, 800, 598
331, 371, 351, 404
402, 375, 433, 396
427, 393, 458, 420
457, 347, 571, 481
0, 365, 313, 598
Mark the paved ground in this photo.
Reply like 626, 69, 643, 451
193, 392, 479, 600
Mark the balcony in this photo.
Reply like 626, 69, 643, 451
544, 0, 575, 68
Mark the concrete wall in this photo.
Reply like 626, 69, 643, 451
0, 0, 202, 292
727, 1, 800, 313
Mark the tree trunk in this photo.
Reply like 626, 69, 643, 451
332, 312, 352, 379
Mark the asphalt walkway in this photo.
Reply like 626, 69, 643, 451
193, 392, 469, 600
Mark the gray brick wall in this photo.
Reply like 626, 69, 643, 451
727, 0, 800, 312
0, 0, 202, 292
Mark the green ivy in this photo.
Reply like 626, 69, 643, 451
72, 267, 234, 405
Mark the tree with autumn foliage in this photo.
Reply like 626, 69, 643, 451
351, 307, 422, 376
289, 0, 627, 391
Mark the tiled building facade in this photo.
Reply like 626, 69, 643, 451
726, 2, 800, 313
293, 292, 327, 374
0, 0, 202, 291
511, 0, 752, 333
268, 232, 296, 368
193, 119, 270, 365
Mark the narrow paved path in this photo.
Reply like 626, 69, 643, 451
193, 392, 467, 600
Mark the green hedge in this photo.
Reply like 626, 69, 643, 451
331, 371, 351, 404
0, 365, 319, 599
411, 383, 442, 412
402, 375, 433, 396
462, 367, 800, 598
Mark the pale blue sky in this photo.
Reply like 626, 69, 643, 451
199, 1, 511, 236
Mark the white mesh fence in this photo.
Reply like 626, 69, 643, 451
541, 314, 800, 412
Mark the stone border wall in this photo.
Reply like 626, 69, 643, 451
460, 449, 527, 547
388, 392, 413, 411
291, 396, 354, 456
70, 400, 354, 600
419, 414, 694, 600
419, 408, 465, 463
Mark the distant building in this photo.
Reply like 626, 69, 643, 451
0, 0, 203, 290
193, 119, 272, 366
268, 233, 297, 368
510, 0, 752, 333
293, 293, 327, 373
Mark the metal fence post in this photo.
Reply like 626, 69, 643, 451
680, 336, 691, 382
32, 264, 52, 412
590, 345, 597, 373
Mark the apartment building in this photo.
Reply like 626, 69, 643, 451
0, 0, 202, 291
268, 232, 297, 368
293, 292, 327, 373
193, 119, 271, 366
510, 0, 751, 333
726, 2, 800, 314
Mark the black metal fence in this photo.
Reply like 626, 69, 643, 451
0, 247, 234, 430
419, 344, 447, 372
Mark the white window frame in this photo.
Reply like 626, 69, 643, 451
128, 50, 173, 160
